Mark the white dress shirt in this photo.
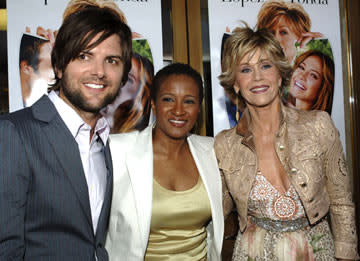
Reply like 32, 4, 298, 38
48, 91, 109, 233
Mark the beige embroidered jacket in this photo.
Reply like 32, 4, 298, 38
214, 104, 358, 260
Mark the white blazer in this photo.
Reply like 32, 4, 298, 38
105, 125, 224, 260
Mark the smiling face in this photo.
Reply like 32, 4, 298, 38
119, 58, 141, 103
152, 74, 201, 140
58, 33, 124, 123
270, 16, 299, 64
290, 55, 323, 108
234, 49, 282, 109
103, 57, 141, 127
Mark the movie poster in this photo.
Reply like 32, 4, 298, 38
208, 0, 346, 149
7, 0, 163, 133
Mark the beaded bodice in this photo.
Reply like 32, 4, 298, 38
248, 171, 306, 221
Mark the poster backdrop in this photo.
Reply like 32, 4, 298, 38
7, 0, 163, 133
208, 0, 346, 150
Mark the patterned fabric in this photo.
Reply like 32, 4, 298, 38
231, 172, 335, 260
248, 172, 305, 221
214, 104, 359, 259
232, 219, 335, 261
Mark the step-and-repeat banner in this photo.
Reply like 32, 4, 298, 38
7, 0, 163, 133
208, 0, 346, 149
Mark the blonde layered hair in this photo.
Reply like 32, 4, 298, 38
219, 25, 292, 109
63, 0, 127, 23
257, 0, 310, 38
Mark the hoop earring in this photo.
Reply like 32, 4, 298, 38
236, 95, 240, 122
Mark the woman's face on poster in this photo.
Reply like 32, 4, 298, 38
120, 59, 141, 104
103, 57, 141, 126
290, 55, 323, 105
270, 16, 299, 64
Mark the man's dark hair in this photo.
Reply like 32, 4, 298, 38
151, 63, 204, 103
50, 6, 132, 91
19, 34, 48, 72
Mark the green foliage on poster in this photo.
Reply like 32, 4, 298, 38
132, 39, 153, 63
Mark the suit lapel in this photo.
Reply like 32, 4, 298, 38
96, 143, 113, 241
126, 126, 153, 248
32, 96, 93, 229
103, 141, 113, 177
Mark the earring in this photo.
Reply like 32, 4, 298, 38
235, 95, 240, 122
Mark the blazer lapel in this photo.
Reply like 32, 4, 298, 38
126, 126, 153, 249
188, 135, 223, 253
32, 96, 93, 229
187, 136, 221, 209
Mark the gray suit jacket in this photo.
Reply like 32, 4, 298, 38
0, 95, 113, 261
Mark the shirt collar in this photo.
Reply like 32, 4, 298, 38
48, 91, 110, 144
94, 117, 110, 145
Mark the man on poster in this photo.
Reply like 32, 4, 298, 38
0, 5, 132, 261
19, 34, 55, 107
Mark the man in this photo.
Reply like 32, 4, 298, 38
0, 6, 132, 260
19, 34, 55, 107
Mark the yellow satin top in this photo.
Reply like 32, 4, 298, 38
144, 177, 211, 260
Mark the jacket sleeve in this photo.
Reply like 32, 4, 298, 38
0, 119, 29, 260
318, 112, 359, 260
214, 132, 234, 219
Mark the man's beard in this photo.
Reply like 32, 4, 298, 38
60, 74, 120, 114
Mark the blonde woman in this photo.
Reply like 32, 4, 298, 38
257, 0, 322, 64
216, 25, 358, 260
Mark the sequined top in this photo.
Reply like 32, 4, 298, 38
248, 171, 305, 221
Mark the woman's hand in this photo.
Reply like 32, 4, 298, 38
25, 26, 57, 46
132, 31, 143, 39
298, 31, 324, 48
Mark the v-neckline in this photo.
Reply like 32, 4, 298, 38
257, 170, 291, 195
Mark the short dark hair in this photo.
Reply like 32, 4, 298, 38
151, 63, 203, 103
50, 6, 132, 90
19, 34, 48, 72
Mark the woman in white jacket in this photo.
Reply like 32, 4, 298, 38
105, 63, 224, 260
